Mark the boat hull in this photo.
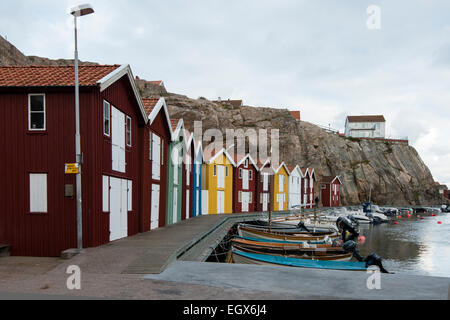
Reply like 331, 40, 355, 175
238, 225, 339, 242
232, 249, 369, 271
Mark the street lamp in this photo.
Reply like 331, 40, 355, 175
70, 4, 94, 252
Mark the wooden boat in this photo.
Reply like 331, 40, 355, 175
232, 245, 353, 261
238, 225, 339, 242
240, 222, 333, 234
232, 237, 346, 251
247, 220, 338, 233
232, 249, 371, 270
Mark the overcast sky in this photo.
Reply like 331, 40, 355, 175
1, 0, 449, 187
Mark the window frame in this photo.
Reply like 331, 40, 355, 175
28, 94, 46, 131
103, 100, 111, 137
126, 115, 132, 147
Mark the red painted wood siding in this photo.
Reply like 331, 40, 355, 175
0, 75, 145, 256
138, 109, 170, 231
233, 163, 257, 213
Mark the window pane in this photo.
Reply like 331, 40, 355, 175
103, 101, 110, 135
126, 116, 131, 146
30, 112, 45, 130
30, 95, 44, 111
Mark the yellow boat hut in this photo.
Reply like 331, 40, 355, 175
202, 148, 235, 214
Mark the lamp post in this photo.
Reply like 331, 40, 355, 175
70, 4, 94, 252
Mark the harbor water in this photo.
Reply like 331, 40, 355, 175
358, 212, 450, 277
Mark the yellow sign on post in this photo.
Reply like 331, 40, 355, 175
65, 163, 80, 174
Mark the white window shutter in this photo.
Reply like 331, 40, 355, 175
103, 175, 109, 212
127, 180, 132, 211
30, 174, 47, 213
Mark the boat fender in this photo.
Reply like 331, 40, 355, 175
365, 253, 389, 274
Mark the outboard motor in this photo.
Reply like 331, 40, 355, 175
296, 221, 310, 232
365, 253, 389, 274
336, 216, 359, 242
362, 202, 372, 213
347, 215, 359, 226
342, 240, 364, 262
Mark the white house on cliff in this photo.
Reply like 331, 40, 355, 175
345, 115, 386, 138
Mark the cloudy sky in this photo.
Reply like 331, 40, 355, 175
1, 0, 449, 186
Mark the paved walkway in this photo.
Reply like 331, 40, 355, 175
1, 211, 449, 299
145, 261, 450, 300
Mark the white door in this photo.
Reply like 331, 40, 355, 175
121, 180, 128, 237
217, 190, 225, 214
279, 175, 284, 192
242, 192, 249, 212
151, 184, 160, 230
217, 165, 225, 189
242, 170, 249, 190
186, 190, 190, 220
109, 177, 128, 241
196, 189, 200, 216
263, 193, 268, 211
152, 134, 161, 180
263, 173, 268, 191
202, 190, 209, 215
173, 187, 178, 224
111, 106, 126, 173
277, 194, 284, 211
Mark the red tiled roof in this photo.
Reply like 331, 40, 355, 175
286, 165, 299, 173
0, 65, 121, 87
290, 111, 301, 121
149, 80, 164, 86
347, 115, 386, 123
171, 119, 180, 132
142, 98, 160, 116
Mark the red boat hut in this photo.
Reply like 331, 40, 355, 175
0, 64, 148, 256
140, 97, 172, 231
233, 154, 258, 213
320, 176, 342, 208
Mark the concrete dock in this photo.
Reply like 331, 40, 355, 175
0, 211, 449, 300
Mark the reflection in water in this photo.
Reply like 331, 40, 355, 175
358, 213, 450, 277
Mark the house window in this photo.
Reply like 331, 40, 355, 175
103, 100, 110, 136
214, 165, 217, 176
29, 94, 46, 131
29, 173, 47, 213
226, 166, 228, 177
244, 159, 248, 168
239, 168, 243, 179
126, 116, 132, 147
249, 170, 253, 180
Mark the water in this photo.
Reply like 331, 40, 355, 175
358, 212, 450, 277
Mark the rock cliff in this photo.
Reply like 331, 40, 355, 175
159, 93, 441, 206
0, 36, 442, 206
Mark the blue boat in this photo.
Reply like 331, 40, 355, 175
234, 236, 327, 245
232, 249, 378, 271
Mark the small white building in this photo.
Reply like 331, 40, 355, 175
345, 115, 386, 138
287, 165, 302, 210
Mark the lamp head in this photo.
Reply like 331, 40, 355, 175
70, 4, 94, 17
